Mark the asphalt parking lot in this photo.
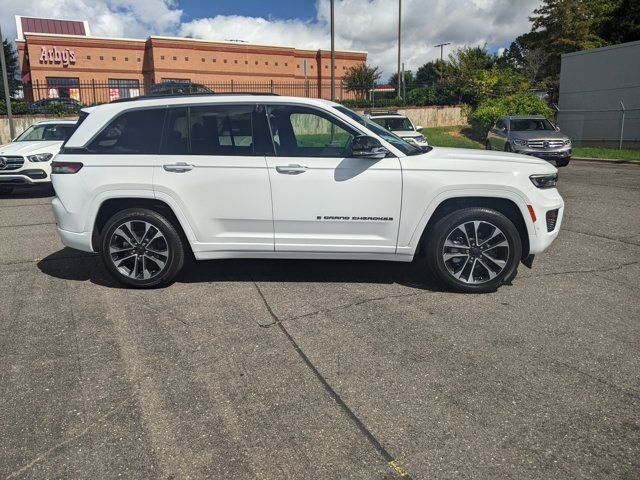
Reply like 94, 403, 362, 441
1, 160, 638, 479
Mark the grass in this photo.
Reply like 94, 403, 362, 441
422, 125, 640, 162
572, 147, 640, 162
420, 126, 483, 149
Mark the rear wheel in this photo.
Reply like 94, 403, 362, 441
100, 208, 185, 288
485, 140, 492, 150
425, 208, 522, 293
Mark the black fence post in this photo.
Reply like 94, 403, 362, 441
92, 79, 96, 105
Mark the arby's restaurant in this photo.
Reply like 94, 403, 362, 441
15, 15, 368, 103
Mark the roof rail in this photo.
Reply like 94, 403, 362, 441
109, 92, 280, 104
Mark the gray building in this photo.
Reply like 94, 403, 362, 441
557, 40, 640, 149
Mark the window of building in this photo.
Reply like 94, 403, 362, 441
201, 58, 205, 62
234, 59, 238, 64
265, 61, 268, 65
137, 58, 141, 62
173, 56, 177, 60
125, 57, 129, 62
89, 108, 165, 154
108, 79, 140, 101
161, 55, 165, 60
275, 62, 278, 66
46, 77, 80, 100
245, 60, 248, 64
185, 57, 189, 61
100, 56, 104, 60
112, 57, 116, 61
224, 59, 227, 63
213, 58, 216, 62
255, 61, 259, 65
266, 105, 357, 158
285, 63, 288, 66
86, 55, 91, 60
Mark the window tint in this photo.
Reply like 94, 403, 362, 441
15, 123, 76, 142
189, 105, 254, 155
495, 119, 505, 130
163, 107, 189, 155
89, 108, 165, 154
267, 105, 356, 157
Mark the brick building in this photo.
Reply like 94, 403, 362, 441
15, 16, 367, 103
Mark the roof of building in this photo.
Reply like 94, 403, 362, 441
16, 15, 89, 41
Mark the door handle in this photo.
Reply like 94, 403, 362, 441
163, 162, 194, 173
276, 164, 308, 175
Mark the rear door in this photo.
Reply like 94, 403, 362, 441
263, 103, 402, 255
153, 104, 274, 253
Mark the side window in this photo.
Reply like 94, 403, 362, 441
89, 108, 165, 154
189, 105, 254, 155
495, 119, 504, 130
162, 107, 189, 155
266, 105, 357, 158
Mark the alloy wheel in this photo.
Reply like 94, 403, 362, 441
108, 220, 169, 280
442, 220, 510, 284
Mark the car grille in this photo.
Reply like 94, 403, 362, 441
0, 156, 25, 171
528, 140, 565, 149
546, 209, 559, 232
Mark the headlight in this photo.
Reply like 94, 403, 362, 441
530, 173, 558, 189
416, 135, 427, 143
563, 138, 571, 146
27, 153, 53, 162
512, 138, 527, 147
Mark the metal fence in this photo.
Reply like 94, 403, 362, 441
556, 102, 640, 150
22, 80, 367, 105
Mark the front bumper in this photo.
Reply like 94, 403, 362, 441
0, 169, 49, 185
527, 192, 564, 255
515, 148, 571, 160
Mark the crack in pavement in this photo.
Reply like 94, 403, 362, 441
4, 397, 133, 479
0, 222, 56, 229
529, 260, 639, 278
563, 227, 640, 247
251, 280, 413, 480
259, 290, 428, 328
0, 254, 95, 267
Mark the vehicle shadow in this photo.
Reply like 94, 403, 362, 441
0, 184, 55, 199
37, 247, 443, 292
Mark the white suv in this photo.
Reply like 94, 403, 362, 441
366, 111, 428, 149
0, 119, 77, 194
51, 95, 563, 292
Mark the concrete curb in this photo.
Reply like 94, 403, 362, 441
572, 157, 640, 165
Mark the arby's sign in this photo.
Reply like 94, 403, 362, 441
39, 46, 77, 66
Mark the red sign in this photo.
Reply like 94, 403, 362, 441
39, 46, 77, 67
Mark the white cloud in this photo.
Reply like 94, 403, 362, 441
0, 0, 540, 79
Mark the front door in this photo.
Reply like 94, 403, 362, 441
153, 104, 274, 253
264, 104, 402, 255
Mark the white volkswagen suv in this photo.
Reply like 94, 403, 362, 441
51, 95, 563, 292
0, 120, 77, 194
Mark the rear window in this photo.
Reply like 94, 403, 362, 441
88, 108, 165, 154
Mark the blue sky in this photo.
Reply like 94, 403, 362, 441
179, 0, 317, 23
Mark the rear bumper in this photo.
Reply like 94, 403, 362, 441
56, 225, 94, 252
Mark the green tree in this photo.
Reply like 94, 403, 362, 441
0, 39, 20, 100
343, 63, 381, 100
388, 70, 415, 92
415, 59, 453, 87
598, 0, 640, 44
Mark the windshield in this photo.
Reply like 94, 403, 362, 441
510, 118, 554, 131
333, 106, 424, 156
371, 116, 414, 131
15, 123, 76, 142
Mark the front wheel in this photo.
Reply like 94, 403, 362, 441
504, 143, 512, 152
100, 208, 185, 288
425, 208, 522, 293
556, 157, 570, 167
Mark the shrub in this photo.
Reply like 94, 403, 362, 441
469, 92, 553, 137
0, 99, 31, 115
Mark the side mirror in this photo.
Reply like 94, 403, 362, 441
348, 135, 389, 160
554, 124, 561, 131
416, 125, 423, 131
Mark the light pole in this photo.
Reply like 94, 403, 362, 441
330, 0, 335, 101
0, 24, 15, 140
397, 0, 402, 100
434, 42, 451, 61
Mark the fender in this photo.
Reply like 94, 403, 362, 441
399, 187, 536, 255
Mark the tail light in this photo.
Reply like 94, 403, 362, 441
51, 161, 83, 174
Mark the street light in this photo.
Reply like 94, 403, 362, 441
434, 42, 451, 61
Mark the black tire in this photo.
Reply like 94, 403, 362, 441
0, 186, 14, 195
556, 157, 570, 167
100, 208, 185, 288
504, 143, 512, 152
425, 208, 522, 293
485, 140, 492, 150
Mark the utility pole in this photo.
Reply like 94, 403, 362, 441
0, 24, 15, 140
330, 0, 335, 101
396, 0, 402, 100
434, 42, 451, 61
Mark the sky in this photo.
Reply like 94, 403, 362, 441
0, 0, 542, 80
